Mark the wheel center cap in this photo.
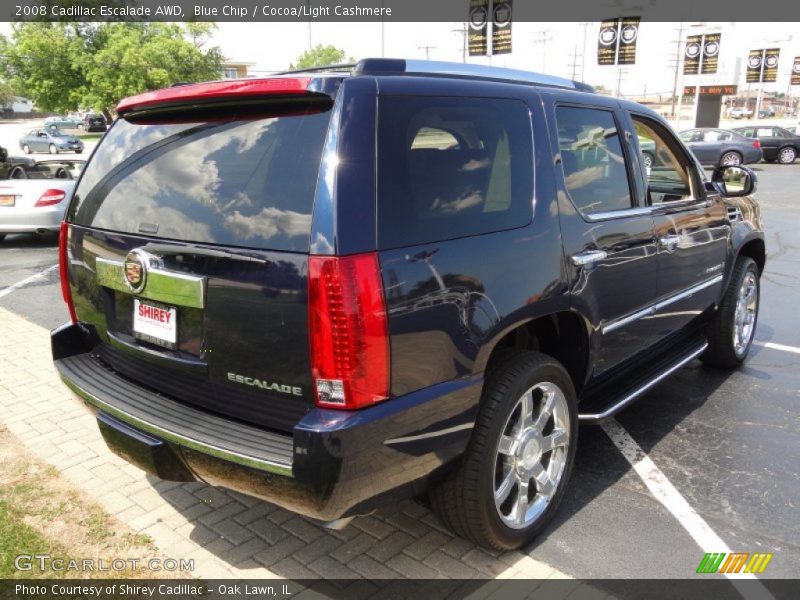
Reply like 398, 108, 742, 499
519, 437, 542, 470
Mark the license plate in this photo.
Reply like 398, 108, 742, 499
0, 195, 14, 207
133, 299, 177, 347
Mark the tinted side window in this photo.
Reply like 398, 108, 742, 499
632, 116, 695, 204
377, 96, 533, 249
555, 106, 632, 215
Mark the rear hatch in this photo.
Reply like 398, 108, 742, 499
65, 78, 341, 433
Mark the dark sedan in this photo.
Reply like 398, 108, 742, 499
677, 128, 762, 166
731, 125, 799, 164
18, 129, 84, 155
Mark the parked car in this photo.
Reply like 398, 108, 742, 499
729, 107, 753, 119
83, 113, 107, 132
44, 115, 81, 130
677, 128, 762, 166
0, 159, 84, 241
731, 125, 800, 164
0, 145, 36, 179
757, 106, 776, 119
18, 129, 84, 155
51, 59, 765, 550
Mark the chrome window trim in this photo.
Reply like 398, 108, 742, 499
602, 275, 723, 335
585, 198, 712, 222
96, 257, 206, 309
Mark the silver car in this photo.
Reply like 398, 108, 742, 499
0, 160, 84, 240
677, 128, 763, 166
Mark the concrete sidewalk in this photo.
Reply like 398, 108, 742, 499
0, 306, 575, 581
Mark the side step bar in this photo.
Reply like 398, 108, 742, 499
578, 341, 708, 422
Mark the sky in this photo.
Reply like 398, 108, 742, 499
211, 21, 800, 98
1, 20, 798, 98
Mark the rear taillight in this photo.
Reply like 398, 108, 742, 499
35, 189, 66, 207
308, 253, 390, 410
752, 140, 761, 149
58, 221, 77, 324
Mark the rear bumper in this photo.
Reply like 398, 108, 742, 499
52, 323, 481, 521
0, 205, 65, 233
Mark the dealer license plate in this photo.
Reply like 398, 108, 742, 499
133, 299, 177, 348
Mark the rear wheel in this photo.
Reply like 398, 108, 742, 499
642, 152, 654, 170
49, 143, 58, 154
430, 352, 578, 550
702, 257, 760, 368
778, 146, 797, 165
719, 151, 742, 166
22, 144, 31, 154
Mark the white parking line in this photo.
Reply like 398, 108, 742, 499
0, 265, 59, 299
601, 419, 775, 599
754, 341, 800, 355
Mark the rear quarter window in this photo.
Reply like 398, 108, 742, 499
377, 96, 533, 249
69, 108, 332, 251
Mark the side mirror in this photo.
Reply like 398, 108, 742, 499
712, 165, 756, 197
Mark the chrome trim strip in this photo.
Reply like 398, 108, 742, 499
96, 257, 206, 309
585, 199, 712, 222
578, 342, 708, 421
384, 422, 474, 445
60, 373, 293, 477
654, 275, 723, 311
602, 275, 724, 335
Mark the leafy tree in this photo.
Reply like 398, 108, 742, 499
291, 44, 351, 70
4, 22, 223, 118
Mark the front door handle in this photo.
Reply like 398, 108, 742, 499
571, 250, 608, 267
659, 235, 681, 251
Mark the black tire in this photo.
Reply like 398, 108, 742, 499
777, 146, 796, 165
719, 151, 742, 167
701, 257, 760, 368
429, 351, 578, 550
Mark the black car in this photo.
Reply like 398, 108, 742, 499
731, 125, 799, 164
83, 113, 107, 132
52, 59, 765, 551
0, 145, 35, 179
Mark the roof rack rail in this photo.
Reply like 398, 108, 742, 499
274, 63, 356, 75
353, 58, 594, 93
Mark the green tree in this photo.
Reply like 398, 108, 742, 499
291, 44, 351, 70
4, 22, 223, 118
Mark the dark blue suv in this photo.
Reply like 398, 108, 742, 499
52, 59, 766, 550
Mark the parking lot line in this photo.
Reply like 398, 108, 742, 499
0, 264, 59, 299
754, 341, 800, 355
601, 419, 775, 599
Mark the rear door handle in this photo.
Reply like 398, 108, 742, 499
571, 250, 608, 267
659, 235, 681, 251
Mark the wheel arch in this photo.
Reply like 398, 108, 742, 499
736, 236, 766, 275
480, 310, 592, 396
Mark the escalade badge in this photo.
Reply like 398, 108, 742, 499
124, 250, 148, 293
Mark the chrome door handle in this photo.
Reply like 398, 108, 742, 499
571, 250, 608, 267
659, 235, 681, 250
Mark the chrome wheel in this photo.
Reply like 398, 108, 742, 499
721, 152, 742, 166
494, 382, 570, 529
733, 271, 758, 356
779, 147, 796, 164
643, 153, 654, 170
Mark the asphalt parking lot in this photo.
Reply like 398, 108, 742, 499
1, 160, 798, 582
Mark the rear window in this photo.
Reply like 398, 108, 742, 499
69, 108, 332, 251
377, 96, 533, 249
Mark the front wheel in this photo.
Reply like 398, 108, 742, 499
702, 257, 760, 368
49, 144, 58, 154
720, 151, 742, 167
22, 144, 31, 154
778, 146, 797, 165
430, 352, 578, 550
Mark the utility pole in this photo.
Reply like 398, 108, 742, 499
615, 67, 627, 98
532, 30, 553, 72
580, 22, 591, 82
452, 23, 468, 62
569, 45, 581, 80
418, 45, 436, 60
670, 22, 685, 119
